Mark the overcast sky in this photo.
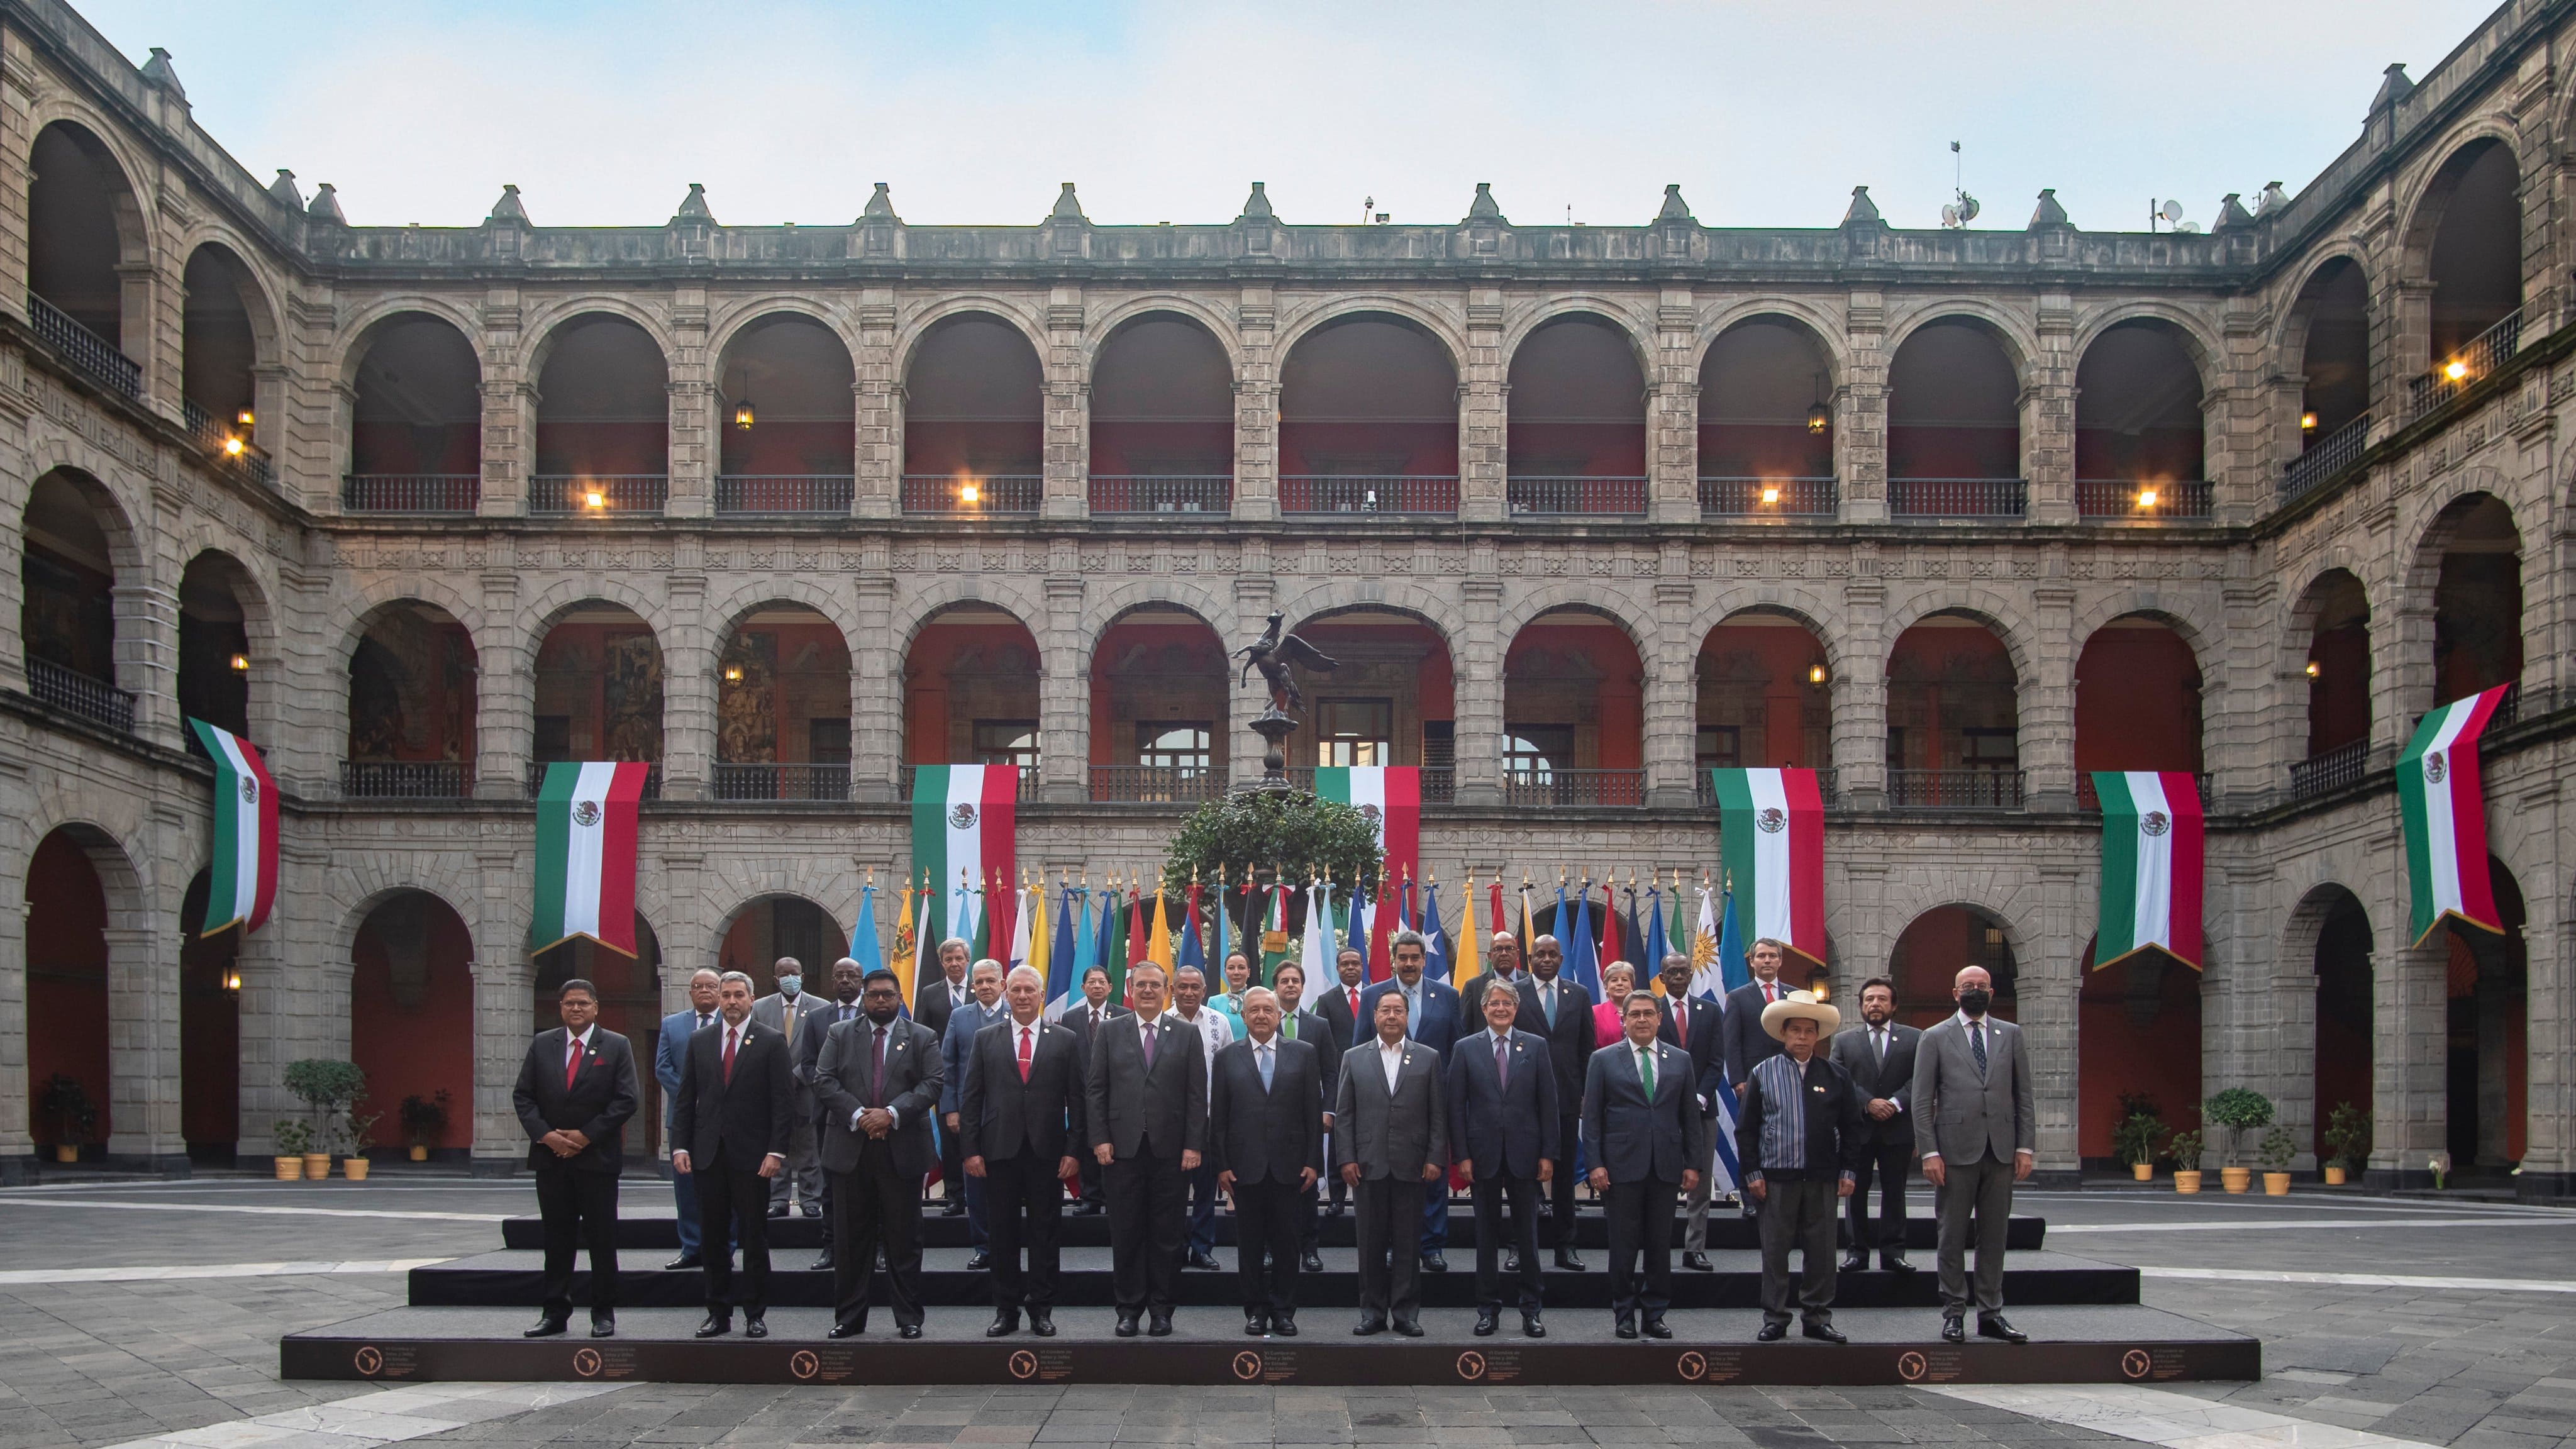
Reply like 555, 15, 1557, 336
76, 0, 2502, 232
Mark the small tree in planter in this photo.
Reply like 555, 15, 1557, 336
270, 1117, 314, 1179
2257, 1127, 2298, 1194
2321, 1103, 2371, 1184
2111, 1109, 2167, 1180
283, 1059, 368, 1167
2166, 1129, 2204, 1193
399, 1091, 452, 1161
2202, 1088, 2275, 1191
38, 1074, 97, 1163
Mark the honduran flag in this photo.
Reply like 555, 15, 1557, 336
530, 762, 651, 956
2399, 684, 2513, 946
1708, 768, 1828, 968
1313, 767, 1421, 884
189, 719, 279, 938
911, 765, 1020, 960
2090, 772, 2206, 972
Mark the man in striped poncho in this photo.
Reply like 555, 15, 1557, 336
1735, 991, 1868, 1344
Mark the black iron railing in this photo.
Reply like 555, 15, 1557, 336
1087, 475, 1233, 514
525, 762, 663, 799
1889, 478, 2028, 519
1283, 767, 1456, 802
1886, 769, 2024, 809
26, 291, 140, 399
2409, 309, 2521, 419
1502, 768, 1646, 809
2280, 412, 2371, 506
713, 762, 852, 801
1089, 766, 1226, 803
1694, 769, 1838, 808
528, 475, 667, 516
714, 475, 853, 515
1506, 475, 1648, 516
343, 474, 482, 514
901, 474, 1043, 514
1699, 476, 1837, 518
2288, 741, 2367, 801
2075, 480, 2213, 519
900, 764, 1043, 801
1278, 475, 1458, 516
341, 760, 473, 799
180, 399, 276, 487
26, 657, 135, 733
2075, 772, 2214, 811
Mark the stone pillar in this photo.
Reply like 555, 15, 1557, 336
114, 542, 180, 748
1452, 572, 1505, 804
1835, 573, 1886, 808
1040, 567, 1087, 803
2380, 280, 2434, 423
1458, 289, 1506, 523
2369, 840, 2444, 1187
1234, 287, 1277, 522
2021, 586, 2077, 809
1644, 572, 1697, 806
855, 292, 899, 519
476, 562, 530, 801
665, 287, 711, 521
481, 379, 532, 518
2518, 780, 2570, 1198
1044, 287, 1089, 521
1230, 562, 1274, 787
116, 260, 163, 407
104, 919, 187, 1170
2026, 859, 2084, 1180
2375, 515, 2429, 759
2207, 582, 2274, 808
2209, 304, 2267, 524
852, 572, 900, 801
1648, 288, 1699, 524
2023, 294, 2077, 526
469, 845, 527, 1175
660, 571, 711, 801
1838, 292, 1888, 524
0, 813, 27, 1180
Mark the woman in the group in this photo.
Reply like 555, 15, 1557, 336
1592, 959, 1637, 1046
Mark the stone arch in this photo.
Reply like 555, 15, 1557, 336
892, 580, 1049, 657
329, 577, 491, 682
1496, 588, 1661, 676
21, 461, 146, 579
2396, 125, 2527, 269
1694, 301, 1852, 386
1280, 589, 1460, 648
2402, 470, 2527, 587
174, 545, 276, 741
1880, 891, 2041, 1026
709, 883, 857, 975
522, 578, 678, 647
1880, 590, 2041, 686
1497, 298, 1657, 384
332, 870, 485, 958
1075, 581, 1237, 676
892, 296, 1050, 380
177, 238, 283, 445
1272, 292, 1470, 367
332, 297, 490, 387
1696, 593, 1853, 678
704, 294, 861, 363
19, 819, 148, 1157
1082, 297, 1246, 375
2067, 590, 2224, 663
512, 296, 679, 377
2272, 248, 2379, 355
704, 579, 863, 652
23, 114, 155, 346
1883, 303, 2038, 377
2068, 301, 2226, 379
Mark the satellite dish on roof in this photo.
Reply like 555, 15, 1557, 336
2158, 199, 2186, 224
2175, 221, 2201, 234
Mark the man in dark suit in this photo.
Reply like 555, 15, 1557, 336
670, 970, 793, 1339
1057, 964, 1126, 1215
1209, 986, 1323, 1336
1913, 964, 2036, 1345
511, 978, 640, 1340
1656, 952, 1727, 1271
1271, 960, 1340, 1273
1085, 960, 1206, 1338
1455, 931, 1523, 1026
1739, 990, 1869, 1343
940, 959, 1009, 1265
1515, 934, 1595, 1270
1312, 945, 1368, 1221
653, 969, 721, 1270
799, 958, 869, 1269
913, 937, 973, 1214
1723, 938, 1798, 1097
1359, 931, 1462, 1272
1583, 992, 1711, 1340
1447, 980, 1557, 1338
750, 956, 833, 1219
813, 965, 942, 1339
1829, 976, 1920, 1274
960, 965, 1084, 1338
1334, 990, 1446, 1337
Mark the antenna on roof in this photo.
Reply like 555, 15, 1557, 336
1940, 141, 1979, 228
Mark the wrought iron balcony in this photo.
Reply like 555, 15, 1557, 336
2075, 772, 2213, 811
1506, 475, 1647, 517
1278, 475, 1458, 517
26, 291, 140, 400
2075, 480, 2212, 520
341, 760, 473, 799
1502, 768, 1646, 809
1089, 766, 1226, 803
181, 399, 276, 488
1699, 476, 1836, 518
529, 475, 667, 516
26, 657, 135, 733
2288, 740, 2367, 801
902, 474, 1042, 515
525, 762, 662, 799
1087, 475, 1233, 515
2409, 308, 2521, 420
713, 762, 852, 801
343, 474, 483, 514
1282, 767, 1455, 802
2279, 412, 2372, 507
1889, 478, 2027, 520
714, 474, 853, 516
1885, 768, 2023, 809
900, 763, 1041, 801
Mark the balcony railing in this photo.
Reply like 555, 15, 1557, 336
1502, 768, 1646, 809
713, 762, 852, 801
2075, 479, 2213, 520
26, 291, 141, 399
1889, 478, 2028, 519
343, 474, 482, 514
341, 760, 473, 799
2280, 412, 2372, 507
1284, 766, 1455, 802
1278, 475, 1458, 517
1506, 475, 1647, 517
1699, 476, 1837, 518
525, 762, 662, 799
528, 475, 667, 516
1089, 766, 1227, 803
2075, 772, 2213, 811
1695, 768, 1838, 808
2288, 740, 2368, 801
2409, 308, 2521, 419
26, 657, 135, 733
714, 474, 853, 516
1886, 769, 2024, 809
902, 474, 1043, 515
1087, 475, 1233, 515
180, 399, 276, 488
900, 764, 1042, 801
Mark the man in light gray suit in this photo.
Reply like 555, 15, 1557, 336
751, 955, 834, 1218
1910, 964, 2035, 1345
1333, 991, 1446, 1338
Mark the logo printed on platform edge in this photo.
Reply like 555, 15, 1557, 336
572, 1348, 603, 1378
1675, 1350, 1707, 1382
789, 1350, 820, 1380
1896, 1350, 1929, 1382
572, 799, 601, 828
1455, 1350, 1487, 1380
1756, 807, 1787, 835
352, 1346, 382, 1375
1233, 1351, 1264, 1381
2122, 1349, 2154, 1380
1008, 1350, 1040, 1380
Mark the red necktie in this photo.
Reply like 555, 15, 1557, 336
564, 1035, 582, 1089
1018, 1026, 1033, 1083
722, 1027, 738, 1084
1674, 1002, 1689, 1048
1348, 987, 1360, 1021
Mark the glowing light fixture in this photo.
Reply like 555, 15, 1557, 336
583, 487, 607, 510
723, 663, 744, 682
221, 969, 242, 993
1760, 485, 1782, 505
1806, 372, 1829, 435
734, 397, 755, 430
958, 480, 981, 506
2445, 358, 2469, 382
236, 408, 255, 428
223, 436, 245, 456
1807, 663, 1828, 686
2136, 487, 2160, 509
2300, 411, 2319, 433
228, 652, 250, 673
2305, 659, 2321, 679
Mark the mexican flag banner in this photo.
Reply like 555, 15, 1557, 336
2090, 771, 2204, 970
189, 718, 278, 937
530, 762, 651, 955
2399, 684, 2512, 945
911, 765, 1021, 957
1708, 768, 1826, 967
1313, 767, 1420, 882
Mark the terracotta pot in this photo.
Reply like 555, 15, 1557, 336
343, 1157, 370, 1182
274, 1155, 304, 1180
2220, 1166, 2252, 1194
53, 1144, 78, 1163
302, 1153, 332, 1180
2173, 1170, 2202, 1194
408, 1144, 430, 1162
2131, 1162, 2153, 1182
2323, 1165, 2347, 1185
2262, 1171, 2291, 1196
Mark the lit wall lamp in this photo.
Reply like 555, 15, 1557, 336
734, 397, 755, 430
723, 663, 744, 682
223, 436, 245, 457
2445, 358, 2469, 382
2306, 659, 2321, 679
958, 480, 981, 506
1760, 484, 1782, 506
1807, 662, 1828, 686
228, 652, 250, 673
582, 487, 607, 510
235, 408, 255, 429
1806, 372, 1829, 435
2135, 487, 2161, 509
2300, 411, 2319, 433
221, 969, 242, 994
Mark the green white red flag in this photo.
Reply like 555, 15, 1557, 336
530, 762, 650, 955
909, 765, 1021, 953
2399, 684, 2511, 946
189, 718, 278, 937
1313, 766, 1419, 881
1708, 767, 1826, 967
2090, 770, 2204, 970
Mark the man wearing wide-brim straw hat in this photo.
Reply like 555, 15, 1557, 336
1735, 990, 1872, 1343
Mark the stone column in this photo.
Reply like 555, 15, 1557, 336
660, 571, 711, 801
475, 562, 529, 801
855, 292, 899, 519
2369, 839, 2444, 1188
2207, 582, 2274, 808
852, 572, 900, 801
116, 260, 164, 408
1835, 571, 1886, 808
1039, 567, 1087, 803
1458, 289, 1506, 523
2516, 780, 2569, 1199
2026, 858, 2084, 1182
2380, 280, 2434, 422
103, 921, 187, 1171
1648, 289, 1699, 524
0, 814, 28, 1180
1452, 574, 1504, 804
115, 533, 180, 748
1235, 287, 1278, 522
2021, 586, 2077, 809
1838, 292, 1889, 523
480, 379, 532, 518
469, 846, 527, 1175
1643, 572, 1697, 806
2024, 294, 2076, 526
1044, 287, 1089, 521
665, 287, 712, 521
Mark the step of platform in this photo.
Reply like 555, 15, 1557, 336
409, 1246, 2133, 1311
283, 1303, 2256, 1386
497, 1209, 2047, 1253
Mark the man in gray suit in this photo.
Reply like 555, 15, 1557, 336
1911, 964, 2035, 1344
1085, 961, 1206, 1339
1334, 991, 1446, 1338
751, 955, 833, 1218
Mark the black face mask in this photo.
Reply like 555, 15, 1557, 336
1957, 987, 1992, 1018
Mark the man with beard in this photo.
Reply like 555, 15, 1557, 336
1582, 992, 1707, 1340
1170, 965, 1236, 1270
1513, 935, 1594, 1270
1913, 965, 2035, 1345
814, 966, 941, 1338
1313, 945, 1370, 1221
1828, 977, 1919, 1274
1456, 931, 1523, 1026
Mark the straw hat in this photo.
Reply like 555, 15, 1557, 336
1760, 989, 1841, 1041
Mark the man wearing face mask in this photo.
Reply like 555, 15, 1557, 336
813, 966, 942, 1338
751, 956, 832, 1219
1911, 965, 2035, 1345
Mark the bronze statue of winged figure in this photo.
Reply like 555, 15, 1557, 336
1233, 611, 1338, 715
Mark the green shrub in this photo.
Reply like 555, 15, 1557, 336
2111, 1110, 2166, 1168
2202, 1088, 2276, 1167
2322, 1102, 2372, 1172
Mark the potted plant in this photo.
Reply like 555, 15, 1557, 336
2111, 1100, 2165, 1182
341, 1107, 382, 1180
2167, 1130, 2204, 1194
399, 1090, 452, 1162
271, 1118, 313, 1179
2321, 1103, 2370, 1185
283, 1058, 367, 1182
2258, 1127, 2297, 1196
2203, 1088, 2276, 1194
38, 1073, 96, 1165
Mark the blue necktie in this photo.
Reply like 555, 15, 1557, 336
1258, 1043, 1274, 1092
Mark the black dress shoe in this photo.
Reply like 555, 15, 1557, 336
964, 1250, 991, 1272
1683, 1252, 1713, 1272
801, 1201, 823, 1218
744, 1314, 768, 1339
1504, 1253, 1521, 1274
767, 1202, 788, 1218
1245, 1314, 1270, 1336
694, 1314, 730, 1339
1474, 1309, 1499, 1337
1072, 1200, 1104, 1216
1028, 1309, 1055, 1337
589, 1311, 615, 1338
1116, 1313, 1141, 1338
1147, 1313, 1173, 1337
523, 1316, 568, 1339
1804, 1321, 1848, 1344
1882, 1253, 1917, 1274
1419, 1250, 1448, 1274
1554, 1248, 1586, 1272
940, 1201, 967, 1217
1272, 1317, 1298, 1337
1979, 1314, 2029, 1343
1392, 1319, 1423, 1337
1941, 1316, 1966, 1343
663, 1253, 701, 1270
1615, 1316, 1640, 1340
1756, 1321, 1787, 1342
897, 1323, 922, 1338
809, 1252, 834, 1272
1301, 1251, 1324, 1274
986, 1311, 1019, 1338
1523, 1313, 1545, 1338
1642, 1317, 1672, 1340
828, 1320, 865, 1338
1353, 1316, 1387, 1336
1187, 1250, 1222, 1272
1841, 1253, 1870, 1273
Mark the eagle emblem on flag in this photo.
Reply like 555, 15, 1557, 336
572, 799, 601, 827
1358, 803, 1382, 827
2141, 810, 2169, 837
1755, 807, 1786, 834
240, 777, 258, 804
950, 802, 979, 830
2423, 754, 2446, 785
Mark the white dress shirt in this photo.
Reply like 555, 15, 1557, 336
1376, 1037, 1407, 1093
